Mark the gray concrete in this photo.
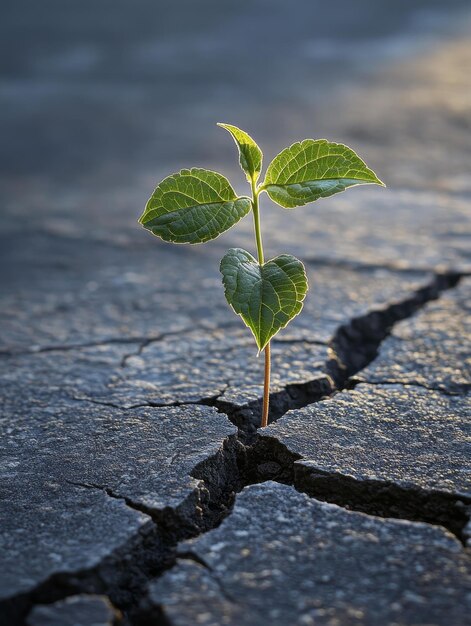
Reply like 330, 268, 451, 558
1, 1, 471, 624
1, 263, 433, 413
358, 277, 471, 394
263, 384, 470, 499
0, 240, 229, 354
149, 482, 471, 626
0, 402, 235, 601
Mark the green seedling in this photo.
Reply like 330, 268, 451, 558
139, 124, 383, 426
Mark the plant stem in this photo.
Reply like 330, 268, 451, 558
251, 181, 270, 427
251, 183, 265, 265
262, 341, 271, 427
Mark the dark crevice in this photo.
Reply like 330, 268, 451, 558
0, 436, 244, 626
175, 551, 212, 571
61, 269, 463, 439
325, 270, 462, 388
240, 436, 471, 545
3, 270, 467, 625
120, 339, 156, 368
205, 376, 335, 442
292, 461, 471, 543
64, 480, 158, 520
132, 430, 471, 623
5, 406, 470, 625
207, 270, 463, 437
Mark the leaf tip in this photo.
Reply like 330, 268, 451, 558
370, 173, 386, 188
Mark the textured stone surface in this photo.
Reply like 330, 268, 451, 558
1, 265, 434, 414
27, 595, 120, 626
263, 384, 470, 499
0, 326, 327, 412
1, 482, 148, 606
276, 263, 431, 344
149, 482, 471, 626
0, 238, 230, 354
5, 269, 436, 419
358, 277, 471, 394
76, 330, 329, 409
0, 402, 235, 602
2, 2, 471, 624
253, 187, 471, 274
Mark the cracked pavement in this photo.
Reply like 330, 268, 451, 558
149, 483, 471, 626
1, 1, 471, 624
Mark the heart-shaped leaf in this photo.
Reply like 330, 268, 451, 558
262, 139, 384, 208
139, 168, 251, 244
218, 123, 262, 183
220, 248, 308, 351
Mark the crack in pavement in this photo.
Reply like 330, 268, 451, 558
3, 269, 468, 625
0, 322, 239, 360
65, 480, 158, 520
69, 386, 230, 412
201, 270, 463, 438
0, 336, 146, 358
249, 434, 471, 544
1, 435, 243, 625
348, 378, 471, 397
176, 552, 237, 605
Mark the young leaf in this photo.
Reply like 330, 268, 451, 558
139, 168, 251, 244
220, 248, 308, 351
218, 123, 263, 183
262, 139, 384, 208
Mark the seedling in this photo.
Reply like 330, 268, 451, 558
139, 124, 383, 426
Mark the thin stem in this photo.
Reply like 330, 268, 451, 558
251, 182, 265, 265
251, 179, 270, 427
261, 342, 271, 427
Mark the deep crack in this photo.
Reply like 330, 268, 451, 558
1, 436, 243, 625
328, 270, 462, 388
208, 269, 463, 437
3, 269, 467, 626
245, 435, 471, 545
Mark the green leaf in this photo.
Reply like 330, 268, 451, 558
220, 248, 308, 351
262, 139, 384, 208
218, 123, 263, 183
139, 168, 251, 244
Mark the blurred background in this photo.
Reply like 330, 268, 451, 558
2, 1, 471, 180
1, 0, 471, 350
